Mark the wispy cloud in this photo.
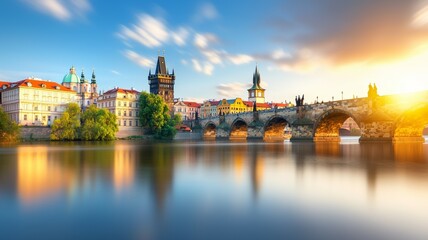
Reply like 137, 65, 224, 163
193, 2, 219, 23
266, 0, 428, 69
22, 0, 91, 21
119, 14, 191, 48
111, 70, 121, 75
119, 8, 252, 74
216, 82, 251, 98
191, 59, 214, 75
123, 50, 154, 68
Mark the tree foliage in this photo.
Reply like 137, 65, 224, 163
81, 105, 118, 140
50, 103, 81, 140
51, 103, 119, 141
0, 106, 20, 142
138, 92, 181, 139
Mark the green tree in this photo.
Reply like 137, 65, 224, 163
0, 106, 20, 142
81, 105, 118, 140
138, 92, 180, 139
50, 103, 81, 140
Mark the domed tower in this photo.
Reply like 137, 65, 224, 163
148, 55, 175, 111
62, 66, 80, 92
248, 65, 265, 104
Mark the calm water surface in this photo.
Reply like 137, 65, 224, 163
1, 138, 428, 240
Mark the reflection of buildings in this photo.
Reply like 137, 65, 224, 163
17, 146, 75, 204
249, 145, 265, 197
113, 144, 136, 191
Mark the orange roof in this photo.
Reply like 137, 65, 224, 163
183, 101, 201, 108
0, 81, 11, 88
243, 101, 271, 108
104, 88, 140, 95
270, 103, 288, 107
4, 79, 74, 92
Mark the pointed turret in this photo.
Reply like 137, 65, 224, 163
91, 70, 96, 84
248, 65, 265, 104
155, 56, 167, 75
80, 70, 85, 84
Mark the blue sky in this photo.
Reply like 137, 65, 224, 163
1, 0, 428, 103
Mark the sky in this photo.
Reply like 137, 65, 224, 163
1, 0, 428, 104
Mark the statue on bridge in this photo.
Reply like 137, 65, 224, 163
295, 94, 305, 107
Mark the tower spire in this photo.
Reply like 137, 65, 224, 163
91, 69, 96, 84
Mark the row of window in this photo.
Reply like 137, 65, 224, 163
98, 101, 139, 108
117, 110, 139, 117
118, 120, 139, 127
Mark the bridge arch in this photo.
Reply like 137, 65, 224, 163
393, 103, 428, 142
263, 116, 291, 141
203, 122, 217, 139
314, 109, 361, 142
230, 118, 249, 140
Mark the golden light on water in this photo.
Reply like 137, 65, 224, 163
17, 146, 67, 205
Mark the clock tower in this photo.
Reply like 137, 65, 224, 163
248, 66, 265, 104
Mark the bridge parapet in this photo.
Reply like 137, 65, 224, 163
196, 91, 428, 143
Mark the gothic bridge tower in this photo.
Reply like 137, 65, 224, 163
148, 55, 175, 111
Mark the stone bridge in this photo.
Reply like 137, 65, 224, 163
194, 91, 428, 142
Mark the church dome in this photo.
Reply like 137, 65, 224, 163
62, 66, 80, 83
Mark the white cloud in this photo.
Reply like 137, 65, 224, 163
124, 50, 154, 68
202, 50, 222, 64
194, 33, 218, 49
171, 27, 190, 46
192, 59, 214, 75
111, 70, 120, 75
120, 14, 168, 48
272, 49, 290, 60
23, 0, 91, 21
119, 14, 190, 48
228, 54, 253, 65
194, 2, 218, 22
412, 4, 428, 28
216, 82, 251, 98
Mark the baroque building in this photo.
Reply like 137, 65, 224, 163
97, 87, 141, 138
248, 66, 265, 104
0, 78, 77, 126
62, 66, 98, 109
173, 99, 201, 121
148, 56, 175, 111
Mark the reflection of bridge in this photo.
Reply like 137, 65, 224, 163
195, 91, 428, 142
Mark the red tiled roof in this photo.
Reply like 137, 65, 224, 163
270, 103, 288, 107
0, 81, 11, 88
183, 101, 201, 108
210, 101, 220, 106
104, 88, 140, 95
4, 79, 74, 92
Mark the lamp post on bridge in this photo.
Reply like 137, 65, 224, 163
316, 96, 319, 104
341, 91, 343, 100
332, 96, 334, 101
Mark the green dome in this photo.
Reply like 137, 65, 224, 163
62, 66, 80, 83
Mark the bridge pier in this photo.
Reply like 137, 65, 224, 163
290, 124, 314, 142
359, 121, 394, 142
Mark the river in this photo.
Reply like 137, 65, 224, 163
1, 138, 428, 239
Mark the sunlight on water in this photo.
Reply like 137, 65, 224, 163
0, 141, 428, 240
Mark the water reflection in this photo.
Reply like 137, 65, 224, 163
1, 140, 428, 239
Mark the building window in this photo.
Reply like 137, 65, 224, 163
24, 115, 27, 120
136, 121, 138, 127
129, 120, 132, 126
48, 106, 51, 111
118, 111, 121, 116
124, 120, 126, 126
35, 115, 38, 121
124, 111, 127, 116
